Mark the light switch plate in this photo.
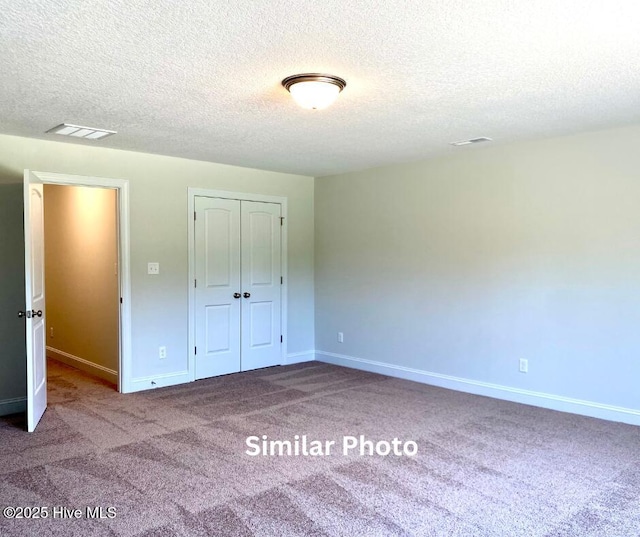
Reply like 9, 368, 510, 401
148, 262, 160, 275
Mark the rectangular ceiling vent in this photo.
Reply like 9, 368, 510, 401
46, 123, 116, 140
450, 137, 493, 147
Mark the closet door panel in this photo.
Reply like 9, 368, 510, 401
194, 197, 241, 379
240, 201, 282, 371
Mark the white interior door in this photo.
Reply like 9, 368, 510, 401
24, 170, 47, 432
240, 201, 282, 371
194, 197, 242, 379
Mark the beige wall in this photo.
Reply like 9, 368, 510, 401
44, 185, 119, 380
315, 123, 640, 415
0, 133, 315, 399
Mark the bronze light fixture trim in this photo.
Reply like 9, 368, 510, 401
282, 73, 347, 110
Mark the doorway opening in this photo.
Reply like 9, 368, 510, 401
44, 184, 120, 396
24, 170, 132, 432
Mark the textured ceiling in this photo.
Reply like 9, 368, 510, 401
1, 1, 640, 177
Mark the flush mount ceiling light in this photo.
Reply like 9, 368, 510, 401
450, 137, 493, 147
282, 73, 347, 110
46, 123, 116, 140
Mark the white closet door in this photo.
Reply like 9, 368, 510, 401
240, 201, 282, 371
194, 197, 241, 379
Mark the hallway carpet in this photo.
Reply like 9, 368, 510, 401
1, 359, 639, 536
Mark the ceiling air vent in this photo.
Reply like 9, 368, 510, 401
450, 137, 493, 147
46, 123, 116, 140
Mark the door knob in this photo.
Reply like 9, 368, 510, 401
243, 292, 251, 298
18, 311, 25, 318
31, 310, 43, 318
233, 293, 241, 299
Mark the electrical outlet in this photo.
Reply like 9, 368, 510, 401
159, 346, 167, 359
148, 262, 160, 275
519, 358, 528, 373
337, 332, 344, 343
50, 327, 54, 338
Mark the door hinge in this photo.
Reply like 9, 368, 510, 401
194, 211, 196, 221
195, 346, 197, 355
280, 217, 284, 226
120, 297, 123, 304
194, 279, 197, 288
281, 276, 283, 284
280, 335, 283, 343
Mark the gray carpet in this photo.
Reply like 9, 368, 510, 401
1, 359, 639, 536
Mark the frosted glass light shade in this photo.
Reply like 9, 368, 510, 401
289, 81, 340, 110
282, 74, 346, 110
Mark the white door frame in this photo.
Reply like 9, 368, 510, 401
28, 171, 132, 393
187, 188, 288, 380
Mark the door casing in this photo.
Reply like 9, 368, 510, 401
187, 188, 288, 381
24, 171, 132, 399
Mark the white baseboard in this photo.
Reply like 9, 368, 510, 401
127, 351, 317, 393
47, 346, 118, 385
0, 397, 26, 417
283, 350, 316, 365
127, 370, 192, 393
316, 350, 640, 427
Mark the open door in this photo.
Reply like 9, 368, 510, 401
24, 170, 47, 432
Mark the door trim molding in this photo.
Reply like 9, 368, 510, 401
187, 188, 288, 381
29, 171, 132, 393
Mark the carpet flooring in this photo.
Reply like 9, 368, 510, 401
1, 359, 639, 536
